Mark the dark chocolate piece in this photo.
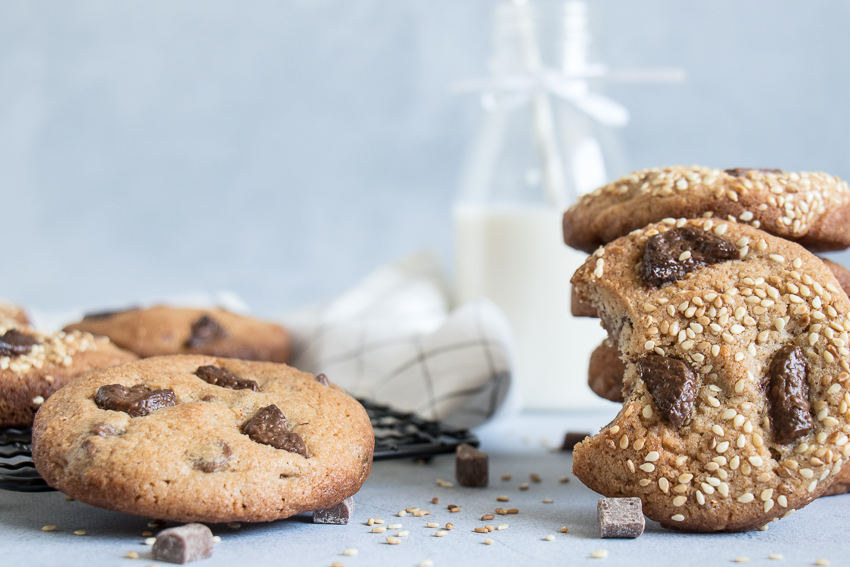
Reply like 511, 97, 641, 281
455, 443, 488, 488
185, 315, 229, 348
560, 431, 590, 451
638, 355, 698, 428
151, 523, 214, 564
315, 373, 330, 386
598, 497, 645, 538
190, 441, 232, 473
767, 345, 813, 444
313, 496, 355, 524
94, 384, 177, 417
194, 365, 258, 391
240, 405, 307, 457
642, 226, 740, 287
724, 168, 782, 177
0, 329, 39, 357
82, 307, 139, 321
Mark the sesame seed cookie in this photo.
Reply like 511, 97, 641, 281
0, 300, 30, 327
563, 167, 850, 253
32, 355, 374, 523
571, 218, 850, 532
64, 306, 290, 363
0, 325, 137, 427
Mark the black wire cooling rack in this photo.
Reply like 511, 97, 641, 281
0, 399, 479, 493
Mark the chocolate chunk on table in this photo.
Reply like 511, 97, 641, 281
455, 443, 488, 488
151, 523, 214, 564
313, 496, 355, 524
598, 497, 645, 539
560, 431, 590, 451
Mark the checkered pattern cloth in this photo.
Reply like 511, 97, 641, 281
285, 252, 515, 429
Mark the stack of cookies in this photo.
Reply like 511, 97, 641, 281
562, 166, 850, 531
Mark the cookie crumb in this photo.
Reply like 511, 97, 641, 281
484, 538, 494, 545
41, 525, 56, 532
544, 534, 555, 541
342, 549, 358, 556
74, 530, 86, 536
590, 550, 608, 559
125, 552, 140, 559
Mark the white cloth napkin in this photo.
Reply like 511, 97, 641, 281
285, 251, 516, 429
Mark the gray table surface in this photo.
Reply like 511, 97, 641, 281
2, 410, 847, 567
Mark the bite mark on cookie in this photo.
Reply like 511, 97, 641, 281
94, 384, 178, 417
241, 405, 307, 457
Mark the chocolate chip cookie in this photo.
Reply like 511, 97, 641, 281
64, 306, 290, 363
0, 326, 137, 427
32, 355, 374, 523
0, 301, 29, 328
571, 218, 850, 531
563, 167, 850, 253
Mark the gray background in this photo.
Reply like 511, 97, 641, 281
2, 0, 849, 317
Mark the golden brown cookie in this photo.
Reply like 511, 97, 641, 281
588, 339, 625, 403
571, 218, 850, 532
0, 301, 29, 327
0, 326, 137, 427
64, 306, 290, 363
563, 167, 850, 253
32, 355, 374, 523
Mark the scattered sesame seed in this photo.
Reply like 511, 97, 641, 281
559, 476, 570, 483
544, 534, 555, 541
331, 563, 344, 567
212, 536, 221, 543
398, 530, 409, 537
815, 560, 830, 566
519, 483, 529, 490
671, 514, 685, 522
371, 527, 387, 534
41, 525, 56, 532
397, 511, 407, 517
734, 557, 750, 563
484, 538, 494, 545
446, 523, 454, 530
768, 554, 782, 560
435, 530, 448, 537
142, 531, 153, 537
474, 527, 489, 534
419, 561, 434, 567
542, 499, 554, 504
497, 524, 508, 530
590, 550, 608, 559
32, 395, 44, 406
388, 523, 402, 530
227, 523, 241, 530
125, 552, 140, 559
432, 497, 440, 504
506, 509, 519, 514
501, 474, 512, 481
74, 530, 87, 536
386, 536, 401, 545
496, 496, 509, 502
144, 538, 156, 545
559, 526, 569, 533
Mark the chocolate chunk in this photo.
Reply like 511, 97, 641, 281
638, 355, 698, 428
560, 431, 590, 451
82, 307, 139, 321
642, 226, 740, 287
240, 405, 308, 456
185, 315, 229, 348
315, 373, 330, 386
455, 443, 488, 487
767, 345, 813, 444
313, 496, 355, 524
152, 523, 214, 564
724, 168, 782, 177
91, 423, 121, 438
190, 442, 232, 473
194, 365, 258, 391
0, 329, 39, 357
598, 497, 645, 538
94, 384, 178, 417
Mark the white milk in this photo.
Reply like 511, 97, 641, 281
454, 203, 609, 410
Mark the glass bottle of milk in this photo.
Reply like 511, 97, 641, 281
454, 0, 616, 410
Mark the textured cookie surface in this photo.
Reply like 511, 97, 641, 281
64, 306, 290, 363
0, 325, 137, 427
0, 301, 30, 327
563, 167, 850, 253
572, 218, 850, 532
588, 339, 625, 403
32, 355, 374, 523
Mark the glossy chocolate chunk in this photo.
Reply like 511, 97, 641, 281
185, 315, 229, 348
0, 329, 39, 357
191, 442, 232, 473
313, 496, 355, 524
94, 384, 178, 417
724, 168, 782, 177
194, 365, 258, 391
240, 405, 307, 456
455, 443, 488, 488
598, 497, 645, 538
767, 345, 813, 444
315, 373, 330, 386
642, 226, 740, 287
152, 523, 214, 564
638, 355, 698, 428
